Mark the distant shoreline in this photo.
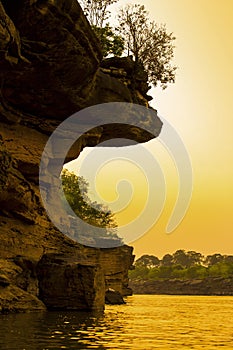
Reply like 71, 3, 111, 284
129, 276, 233, 296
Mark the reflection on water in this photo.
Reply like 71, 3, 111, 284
1, 295, 233, 349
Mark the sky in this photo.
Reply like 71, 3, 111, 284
66, 0, 233, 258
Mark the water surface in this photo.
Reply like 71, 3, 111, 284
1, 295, 233, 349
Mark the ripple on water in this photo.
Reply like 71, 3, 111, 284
0, 295, 233, 349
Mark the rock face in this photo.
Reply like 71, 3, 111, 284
129, 278, 233, 295
37, 253, 105, 311
0, 0, 162, 312
99, 246, 134, 296
101, 57, 153, 107
0, 0, 102, 119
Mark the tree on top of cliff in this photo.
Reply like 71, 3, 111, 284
79, 0, 124, 57
79, 0, 118, 27
117, 4, 177, 89
93, 24, 124, 57
80, 1, 176, 88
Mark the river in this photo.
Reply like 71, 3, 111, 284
0, 295, 233, 349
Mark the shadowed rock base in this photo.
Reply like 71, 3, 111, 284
0, 285, 46, 314
37, 253, 105, 311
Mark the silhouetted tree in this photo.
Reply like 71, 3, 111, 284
135, 255, 160, 268
205, 254, 224, 266
80, 0, 124, 57
161, 254, 173, 266
79, 0, 118, 27
224, 255, 233, 264
93, 24, 124, 57
186, 251, 204, 267
173, 250, 189, 267
117, 4, 176, 88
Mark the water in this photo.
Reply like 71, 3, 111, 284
1, 295, 233, 350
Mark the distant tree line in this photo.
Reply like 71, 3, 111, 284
129, 250, 233, 281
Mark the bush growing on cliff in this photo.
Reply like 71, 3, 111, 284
80, 0, 124, 57
93, 24, 124, 57
61, 169, 122, 245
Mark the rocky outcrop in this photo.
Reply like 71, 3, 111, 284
99, 246, 134, 296
129, 277, 233, 295
0, 257, 46, 313
0, 0, 102, 119
37, 253, 105, 311
101, 57, 153, 107
105, 288, 125, 305
0, 0, 162, 313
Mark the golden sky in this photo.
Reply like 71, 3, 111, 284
66, 0, 233, 258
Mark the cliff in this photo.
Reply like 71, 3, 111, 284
0, 0, 162, 312
129, 278, 233, 296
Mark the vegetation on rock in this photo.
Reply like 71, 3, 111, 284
0, 0, 145, 313
80, 0, 176, 88
61, 169, 123, 246
92, 24, 124, 57
79, 0, 118, 28
117, 4, 176, 88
